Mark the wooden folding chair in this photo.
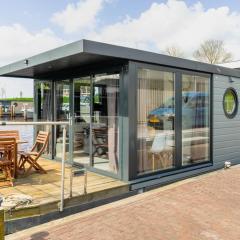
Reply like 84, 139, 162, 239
0, 138, 16, 186
19, 131, 49, 175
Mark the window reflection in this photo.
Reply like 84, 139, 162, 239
36, 81, 53, 157
55, 80, 70, 158
92, 74, 120, 173
72, 77, 91, 165
36, 82, 52, 121
137, 68, 175, 174
182, 75, 210, 166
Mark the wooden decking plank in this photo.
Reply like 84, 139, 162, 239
0, 158, 129, 221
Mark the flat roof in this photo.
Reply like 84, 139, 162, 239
219, 60, 240, 70
1, 39, 240, 79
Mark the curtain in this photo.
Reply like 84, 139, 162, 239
107, 84, 119, 173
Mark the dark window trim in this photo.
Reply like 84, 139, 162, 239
35, 65, 124, 180
35, 63, 126, 81
130, 61, 213, 180
132, 162, 213, 183
223, 87, 238, 119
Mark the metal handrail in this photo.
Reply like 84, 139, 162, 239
0, 121, 70, 212
0, 121, 69, 126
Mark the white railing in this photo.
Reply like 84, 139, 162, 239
0, 121, 69, 212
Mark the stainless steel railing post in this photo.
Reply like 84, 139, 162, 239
60, 125, 66, 212
69, 166, 73, 198
84, 169, 87, 194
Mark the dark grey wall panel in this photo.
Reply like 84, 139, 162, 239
213, 128, 240, 135
213, 74, 240, 167
214, 133, 240, 142
214, 122, 240, 129
214, 153, 240, 163
215, 146, 240, 156
214, 117, 240, 123
215, 140, 240, 148
214, 83, 240, 89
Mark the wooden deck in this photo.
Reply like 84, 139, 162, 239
0, 158, 129, 222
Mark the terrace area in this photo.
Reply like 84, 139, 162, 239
0, 158, 129, 234
6, 164, 240, 240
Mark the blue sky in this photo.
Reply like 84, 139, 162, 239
0, 0, 240, 97
1, 0, 240, 34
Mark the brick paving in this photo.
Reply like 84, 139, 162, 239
6, 166, 240, 240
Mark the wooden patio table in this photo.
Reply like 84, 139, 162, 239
0, 137, 28, 178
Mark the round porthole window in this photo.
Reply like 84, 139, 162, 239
223, 88, 238, 118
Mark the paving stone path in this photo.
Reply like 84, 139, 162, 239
6, 166, 240, 240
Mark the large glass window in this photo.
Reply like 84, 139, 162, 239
55, 80, 70, 158
92, 73, 120, 174
35, 81, 53, 157
73, 77, 91, 165
137, 68, 175, 174
36, 81, 52, 121
182, 74, 210, 166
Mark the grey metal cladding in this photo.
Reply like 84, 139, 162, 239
213, 74, 240, 166
1, 39, 240, 78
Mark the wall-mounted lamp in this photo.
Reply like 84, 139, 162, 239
229, 77, 234, 83
24, 59, 29, 65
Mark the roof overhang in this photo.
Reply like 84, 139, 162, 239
1, 39, 240, 79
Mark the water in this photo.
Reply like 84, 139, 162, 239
0, 118, 33, 151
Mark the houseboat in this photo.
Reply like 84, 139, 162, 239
0, 39, 240, 190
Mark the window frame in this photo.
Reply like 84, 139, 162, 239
223, 87, 238, 119
129, 61, 213, 180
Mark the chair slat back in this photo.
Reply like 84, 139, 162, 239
0, 138, 17, 162
0, 130, 20, 140
32, 131, 50, 158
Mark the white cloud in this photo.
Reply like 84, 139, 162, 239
1, 0, 240, 97
87, 0, 240, 59
0, 24, 65, 66
51, 0, 107, 34
0, 24, 65, 98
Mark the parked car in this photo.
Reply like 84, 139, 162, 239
147, 92, 208, 130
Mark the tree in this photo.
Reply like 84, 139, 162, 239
20, 91, 23, 98
165, 45, 184, 58
193, 40, 233, 64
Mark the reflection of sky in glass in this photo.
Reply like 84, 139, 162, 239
0, 78, 33, 98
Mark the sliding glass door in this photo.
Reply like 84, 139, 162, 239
137, 68, 175, 174
92, 73, 120, 173
72, 73, 120, 175
36, 72, 121, 178
55, 80, 70, 159
182, 74, 210, 166
35, 80, 53, 158
136, 64, 211, 177
72, 77, 91, 165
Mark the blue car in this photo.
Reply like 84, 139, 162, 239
147, 92, 209, 130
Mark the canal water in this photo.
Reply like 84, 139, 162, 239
0, 118, 33, 151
